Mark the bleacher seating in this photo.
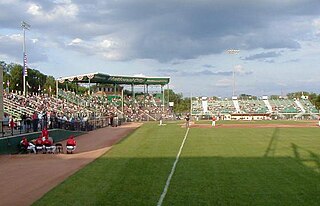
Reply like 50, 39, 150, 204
269, 99, 300, 113
299, 99, 318, 113
238, 99, 269, 114
191, 96, 318, 117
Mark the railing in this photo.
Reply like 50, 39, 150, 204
0, 116, 124, 138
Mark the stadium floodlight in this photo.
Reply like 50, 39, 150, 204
21, 21, 31, 97
21, 21, 31, 30
226, 49, 240, 97
226, 49, 240, 54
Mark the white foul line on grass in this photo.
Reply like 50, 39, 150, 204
157, 127, 190, 206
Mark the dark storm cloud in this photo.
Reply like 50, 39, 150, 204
1, 0, 320, 62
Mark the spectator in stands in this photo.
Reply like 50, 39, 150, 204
114, 113, 119, 127
26, 115, 32, 132
43, 110, 48, 128
9, 117, 15, 135
21, 113, 27, 132
42, 127, 49, 141
3, 113, 9, 127
38, 111, 43, 130
66, 135, 77, 153
32, 111, 39, 132
110, 113, 114, 127
20, 137, 36, 153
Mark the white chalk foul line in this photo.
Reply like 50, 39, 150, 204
157, 127, 190, 206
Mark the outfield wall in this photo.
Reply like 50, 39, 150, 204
0, 129, 85, 155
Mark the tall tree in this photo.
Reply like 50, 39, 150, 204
43, 76, 56, 95
164, 89, 190, 113
9, 64, 23, 92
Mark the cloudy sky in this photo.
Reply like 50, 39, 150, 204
1, 0, 320, 97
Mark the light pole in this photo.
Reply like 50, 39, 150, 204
21, 21, 31, 97
226, 49, 240, 97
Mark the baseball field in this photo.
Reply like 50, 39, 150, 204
32, 120, 320, 206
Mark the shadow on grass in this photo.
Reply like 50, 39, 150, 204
264, 128, 279, 157
291, 143, 320, 173
34, 155, 320, 206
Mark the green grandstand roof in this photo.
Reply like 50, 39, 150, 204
57, 72, 170, 85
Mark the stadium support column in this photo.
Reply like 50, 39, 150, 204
161, 85, 164, 112
56, 79, 59, 98
88, 78, 91, 95
143, 85, 146, 107
167, 84, 169, 107
121, 88, 124, 114
0, 64, 3, 133
190, 93, 192, 116
131, 84, 135, 100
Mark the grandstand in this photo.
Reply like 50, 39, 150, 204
191, 96, 319, 120
238, 99, 269, 114
1, 72, 171, 136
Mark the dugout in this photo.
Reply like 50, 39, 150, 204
0, 129, 84, 154
231, 113, 271, 120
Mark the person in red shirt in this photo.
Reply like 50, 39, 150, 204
34, 135, 44, 153
35, 135, 43, 145
211, 115, 217, 127
20, 137, 36, 153
43, 136, 56, 153
42, 127, 49, 141
66, 135, 77, 153
9, 118, 15, 135
20, 137, 29, 148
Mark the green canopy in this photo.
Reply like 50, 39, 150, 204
57, 72, 170, 85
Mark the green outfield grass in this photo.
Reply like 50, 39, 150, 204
34, 122, 320, 206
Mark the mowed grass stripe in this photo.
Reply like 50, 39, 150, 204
33, 123, 187, 206
163, 127, 320, 206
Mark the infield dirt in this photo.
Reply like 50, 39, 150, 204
0, 123, 142, 206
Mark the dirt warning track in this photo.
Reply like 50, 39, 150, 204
0, 123, 142, 206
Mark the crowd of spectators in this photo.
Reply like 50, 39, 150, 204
2, 90, 171, 136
